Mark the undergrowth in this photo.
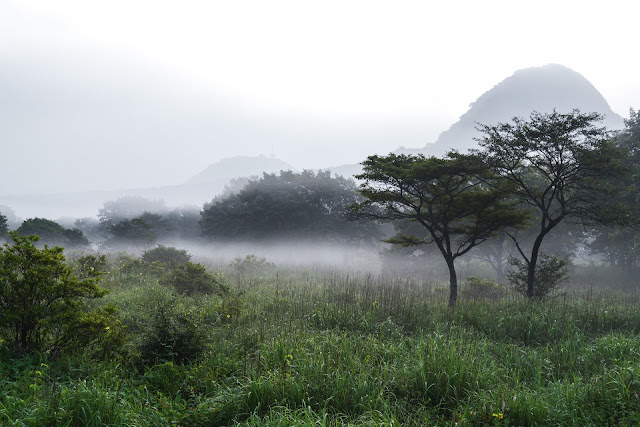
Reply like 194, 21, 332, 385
2, 254, 640, 425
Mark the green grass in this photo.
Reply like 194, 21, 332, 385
2, 255, 640, 425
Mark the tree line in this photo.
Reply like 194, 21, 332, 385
2, 108, 639, 307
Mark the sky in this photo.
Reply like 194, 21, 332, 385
1, 0, 639, 197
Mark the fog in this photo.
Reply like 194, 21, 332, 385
0, 45, 439, 199
2, 1, 639, 228
162, 240, 390, 275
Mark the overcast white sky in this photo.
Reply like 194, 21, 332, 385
1, 0, 639, 195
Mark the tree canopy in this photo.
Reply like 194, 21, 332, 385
587, 108, 640, 271
352, 152, 526, 306
16, 217, 89, 248
476, 109, 626, 297
200, 170, 379, 242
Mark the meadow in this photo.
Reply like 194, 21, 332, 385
2, 251, 640, 426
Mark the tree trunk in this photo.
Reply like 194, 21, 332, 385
526, 234, 545, 298
495, 240, 505, 283
447, 258, 458, 307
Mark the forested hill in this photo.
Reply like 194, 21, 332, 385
398, 64, 625, 156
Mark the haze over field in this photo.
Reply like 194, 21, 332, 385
1, 0, 638, 218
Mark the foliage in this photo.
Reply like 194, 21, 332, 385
98, 197, 202, 243
160, 262, 227, 296
73, 254, 108, 279
0, 212, 8, 241
61, 228, 90, 248
588, 108, 640, 271
73, 217, 103, 243
142, 245, 191, 267
508, 253, 570, 298
136, 289, 208, 364
200, 170, 380, 243
98, 196, 167, 230
106, 217, 156, 248
231, 254, 276, 279
352, 152, 527, 306
0, 233, 117, 357
3, 260, 640, 424
15, 217, 90, 248
461, 276, 506, 300
0, 205, 19, 230
477, 109, 626, 298
16, 217, 66, 242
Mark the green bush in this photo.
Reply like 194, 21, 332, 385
160, 262, 227, 296
137, 291, 208, 364
0, 233, 119, 358
142, 245, 191, 267
73, 254, 108, 279
509, 253, 569, 298
461, 276, 506, 300
230, 254, 276, 280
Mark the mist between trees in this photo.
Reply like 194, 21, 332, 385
1, 108, 640, 305
4, 108, 640, 425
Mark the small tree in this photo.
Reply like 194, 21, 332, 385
160, 262, 227, 296
0, 233, 117, 357
477, 110, 626, 298
352, 152, 526, 306
508, 253, 569, 298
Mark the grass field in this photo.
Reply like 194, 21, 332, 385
2, 253, 640, 426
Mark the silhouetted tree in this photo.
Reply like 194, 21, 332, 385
107, 217, 156, 249
352, 152, 526, 306
16, 218, 89, 248
477, 110, 627, 298
201, 170, 379, 243
98, 196, 166, 233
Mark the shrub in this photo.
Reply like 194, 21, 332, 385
231, 254, 276, 279
73, 254, 108, 279
461, 276, 506, 300
0, 233, 119, 357
137, 291, 208, 364
142, 245, 191, 267
160, 262, 227, 296
508, 253, 569, 298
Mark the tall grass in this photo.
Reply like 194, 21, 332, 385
2, 254, 640, 425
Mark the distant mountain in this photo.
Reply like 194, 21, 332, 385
0, 156, 300, 219
404, 64, 625, 156
325, 163, 364, 179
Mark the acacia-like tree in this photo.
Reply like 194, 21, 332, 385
352, 152, 526, 306
476, 109, 626, 298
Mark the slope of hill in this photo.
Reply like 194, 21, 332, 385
416, 64, 625, 156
